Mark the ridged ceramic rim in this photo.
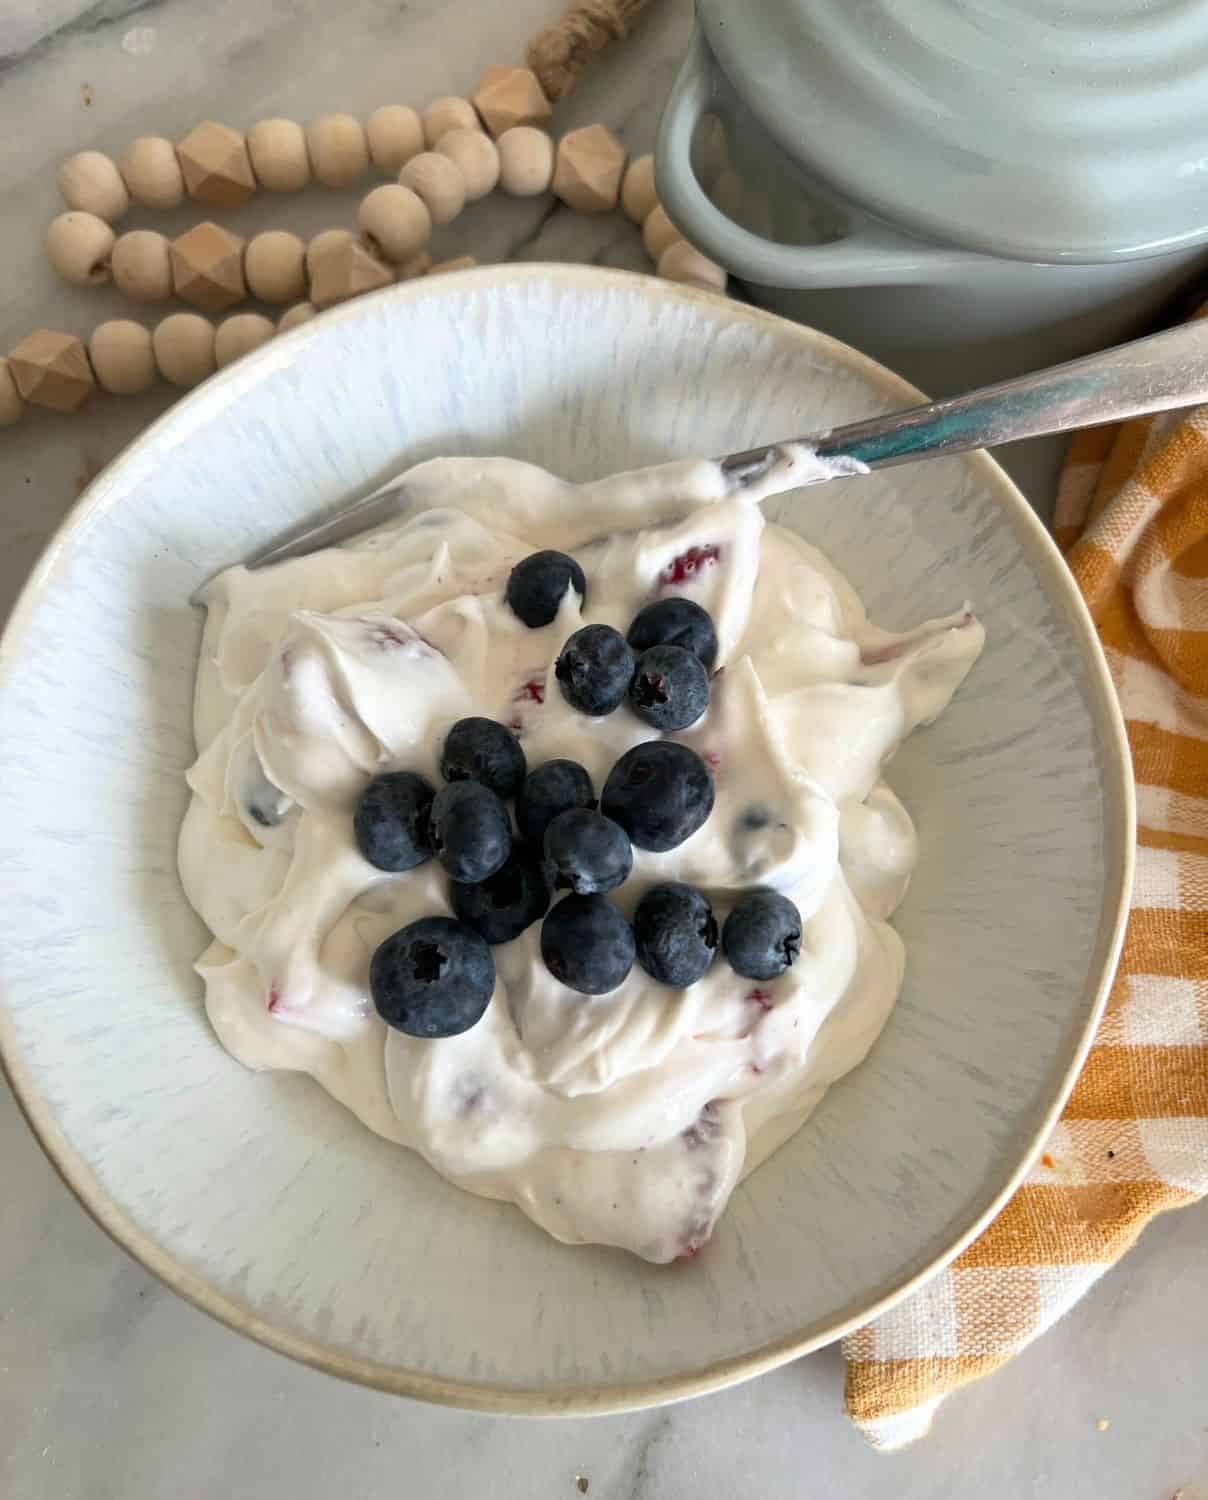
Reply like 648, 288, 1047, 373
0, 264, 1135, 1416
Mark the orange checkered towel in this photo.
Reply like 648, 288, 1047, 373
841, 380, 1208, 1449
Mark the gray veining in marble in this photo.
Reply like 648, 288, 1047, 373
0, 1, 1205, 1496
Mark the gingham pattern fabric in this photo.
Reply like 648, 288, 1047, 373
842, 367, 1208, 1451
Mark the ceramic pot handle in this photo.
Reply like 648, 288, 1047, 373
656, 31, 981, 289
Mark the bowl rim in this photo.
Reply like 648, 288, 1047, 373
0, 262, 1135, 1416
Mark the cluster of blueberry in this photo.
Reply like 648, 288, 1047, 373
356, 549, 802, 1041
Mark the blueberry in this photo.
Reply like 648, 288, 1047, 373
370, 916, 495, 1037
633, 883, 718, 988
600, 742, 715, 852
352, 771, 436, 871
626, 597, 718, 670
543, 808, 632, 895
505, 549, 587, 628
429, 780, 512, 883
540, 893, 636, 994
554, 623, 636, 716
628, 644, 710, 731
451, 844, 550, 945
722, 890, 802, 980
440, 717, 526, 800
515, 759, 595, 844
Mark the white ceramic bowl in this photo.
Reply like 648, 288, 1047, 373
0, 266, 1131, 1414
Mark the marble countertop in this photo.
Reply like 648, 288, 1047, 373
0, 2, 1205, 1496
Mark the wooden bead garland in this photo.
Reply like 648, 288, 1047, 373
25, 57, 730, 429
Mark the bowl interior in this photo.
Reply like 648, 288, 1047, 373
0, 267, 1129, 1412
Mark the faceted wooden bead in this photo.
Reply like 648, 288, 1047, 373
497, 127, 554, 197
306, 229, 354, 281
553, 124, 627, 214
170, 222, 247, 314
8, 330, 95, 413
306, 113, 369, 188
111, 230, 173, 302
214, 313, 275, 368
429, 255, 478, 275
366, 105, 424, 173
45, 212, 115, 286
435, 128, 499, 201
245, 230, 307, 304
56, 151, 129, 222
642, 204, 682, 261
308, 238, 393, 310
398, 152, 465, 226
277, 302, 317, 333
621, 154, 657, 224
119, 136, 185, 208
153, 313, 216, 388
177, 122, 256, 209
472, 65, 551, 139
0, 359, 24, 426
359, 185, 432, 263
657, 240, 727, 293
422, 96, 478, 149
247, 118, 311, 192
89, 321, 157, 395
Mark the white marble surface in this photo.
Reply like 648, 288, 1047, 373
0, 1, 1205, 1495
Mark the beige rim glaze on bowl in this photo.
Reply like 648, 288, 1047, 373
0, 265, 1133, 1416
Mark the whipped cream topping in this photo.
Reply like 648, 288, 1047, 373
179, 456, 983, 1262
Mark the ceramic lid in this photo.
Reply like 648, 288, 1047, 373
700, 0, 1208, 263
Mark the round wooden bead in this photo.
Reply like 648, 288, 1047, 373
247, 118, 311, 192
119, 136, 185, 208
0, 359, 23, 427
214, 313, 275, 368
397, 153, 465, 226
153, 313, 216, 388
45, 212, 115, 286
111, 230, 173, 302
396, 251, 434, 281
621, 154, 657, 224
497, 126, 554, 197
56, 151, 129, 222
366, 105, 424, 173
358, 185, 433, 262
245, 230, 307, 304
88, 320, 157, 395
306, 113, 369, 188
435, 127, 499, 201
306, 229, 354, 282
422, 96, 478, 148
642, 205, 682, 261
657, 240, 727, 292
277, 302, 317, 333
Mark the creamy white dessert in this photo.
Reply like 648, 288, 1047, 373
179, 455, 983, 1262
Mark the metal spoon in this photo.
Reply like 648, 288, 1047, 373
240, 320, 1208, 574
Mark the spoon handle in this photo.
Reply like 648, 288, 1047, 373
723, 320, 1208, 480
